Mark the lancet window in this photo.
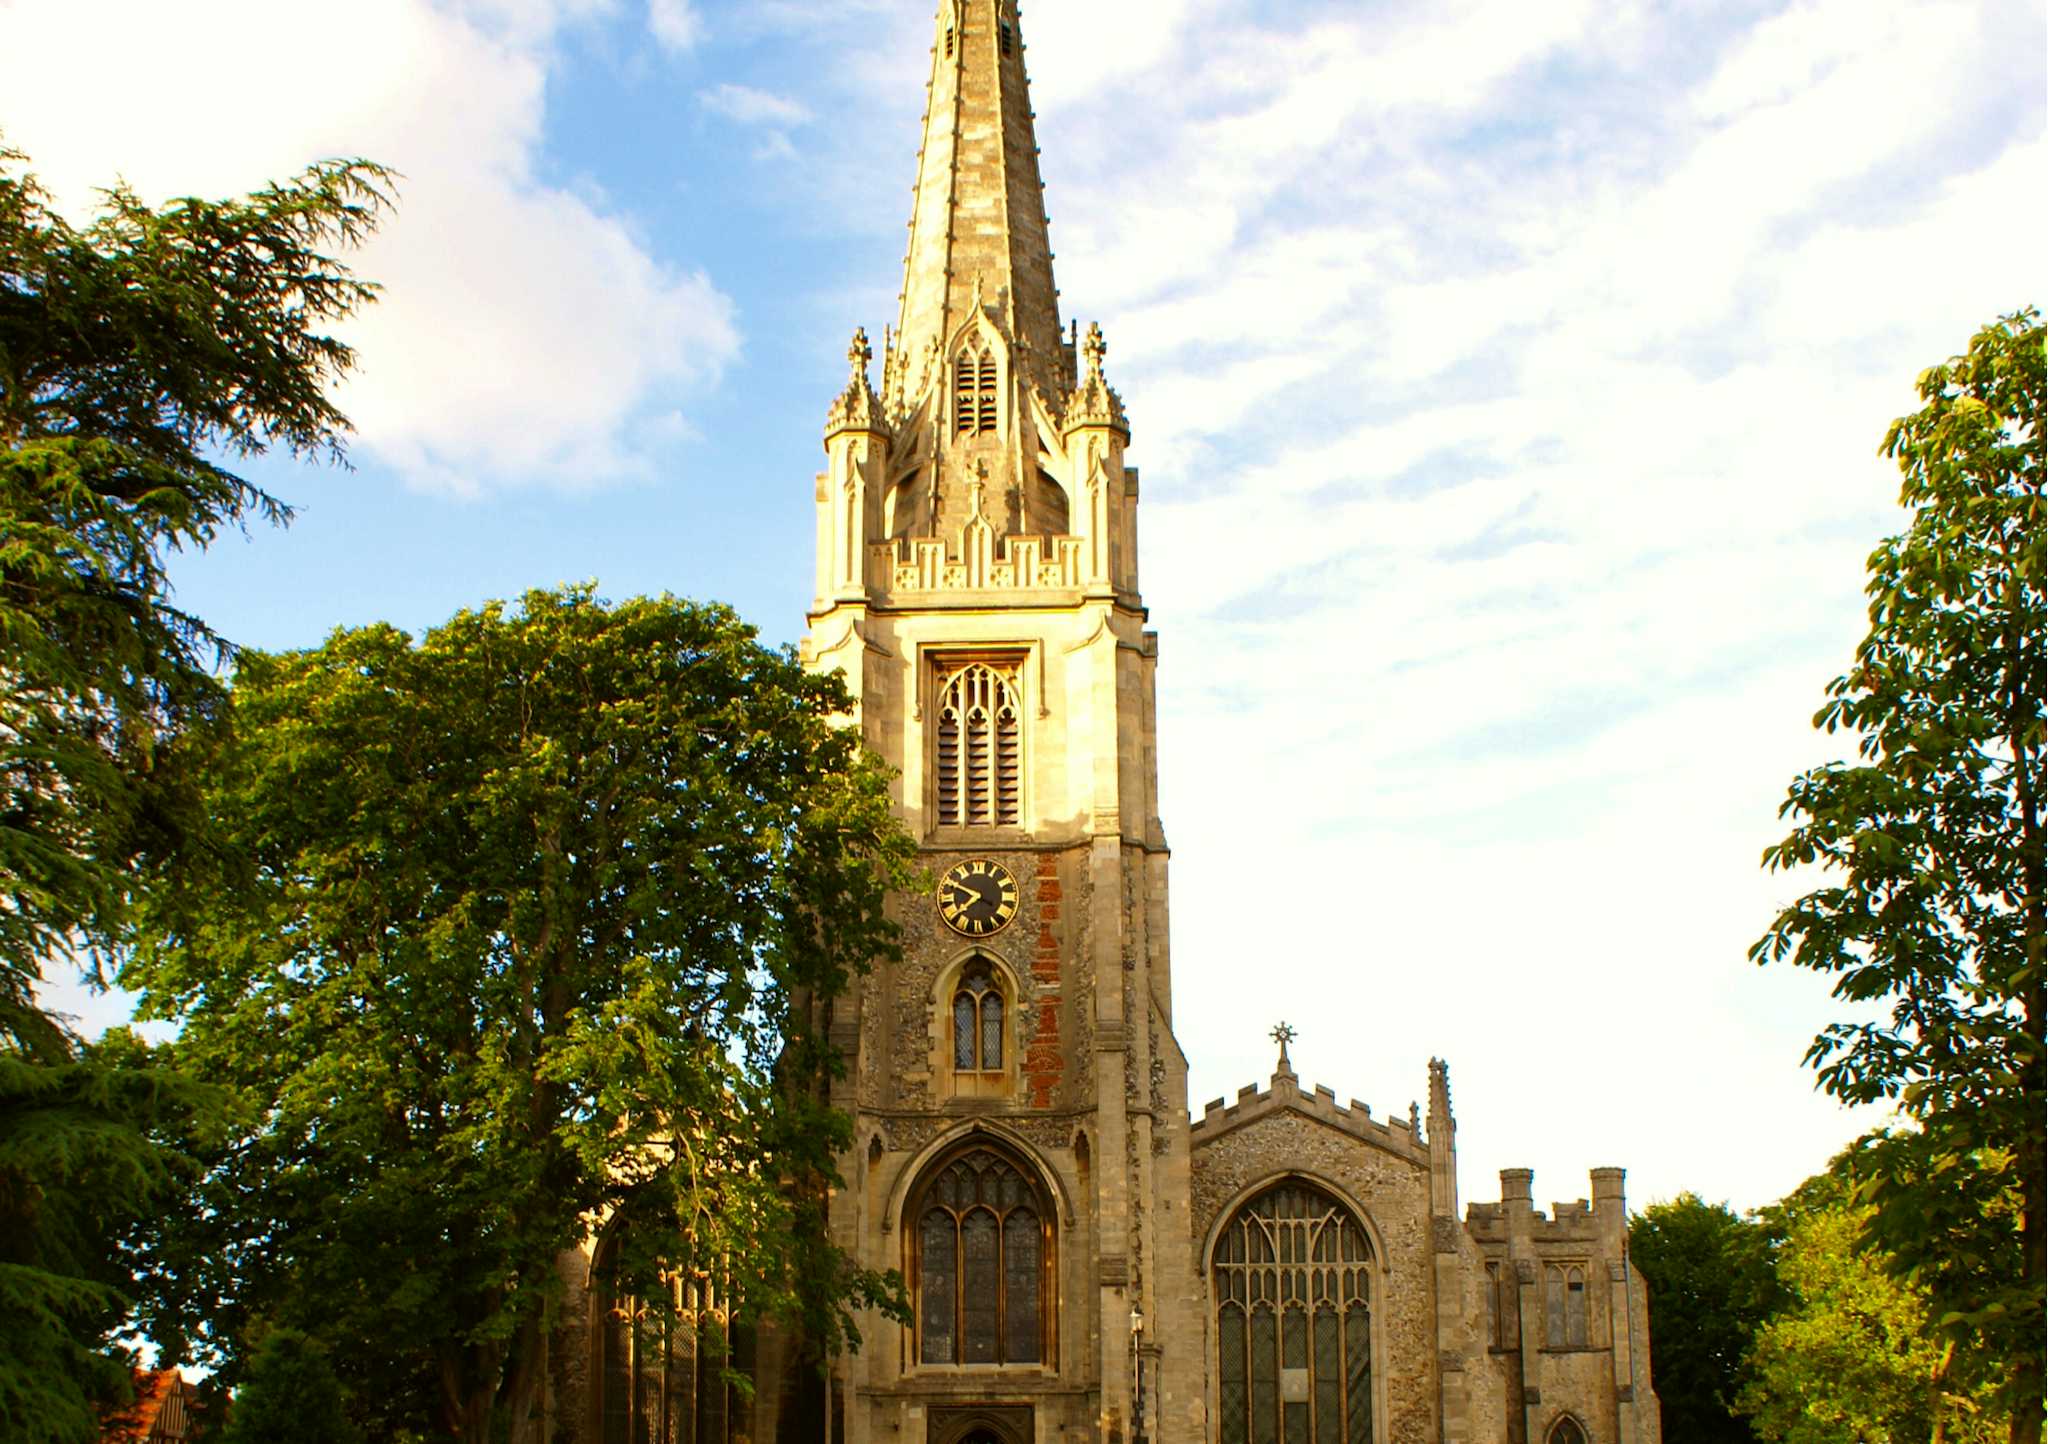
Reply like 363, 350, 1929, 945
953, 962, 1006, 1072
935, 661, 1022, 829
1545, 1264, 1589, 1349
593, 1237, 756, 1444
1213, 1183, 1375, 1444
913, 1147, 1051, 1366
955, 343, 998, 436
1485, 1262, 1516, 1350
1547, 1419, 1588, 1444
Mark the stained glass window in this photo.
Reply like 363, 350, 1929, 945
913, 1148, 1051, 1365
953, 964, 1005, 1073
1213, 1184, 1374, 1444
593, 1238, 754, 1444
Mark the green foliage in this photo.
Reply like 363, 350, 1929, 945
1752, 307, 2045, 1440
215, 1329, 363, 1444
0, 1032, 210, 1444
1630, 1194, 1777, 1443
127, 587, 920, 1444
1740, 1177, 2010, 1444
0, 141, 391, 1444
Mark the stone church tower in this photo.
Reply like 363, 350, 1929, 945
556, 6, 1662, 1444
798, 3, 1193, 1444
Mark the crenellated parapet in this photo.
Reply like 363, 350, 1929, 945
1189, 1072, 1431, 1168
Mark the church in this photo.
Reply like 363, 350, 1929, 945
560, 5, 1659, 1443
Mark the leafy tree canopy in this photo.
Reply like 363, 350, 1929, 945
1752, 307, 2044, 1440
1741, 1171, 2010, 1444
1630, 1194, 1777, 1444
126, 587, 919, 1444
0, 141, 391, 1443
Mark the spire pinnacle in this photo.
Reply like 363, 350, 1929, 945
892, 0, 1063, 407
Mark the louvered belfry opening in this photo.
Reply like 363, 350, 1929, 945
1213, 1184, 1376, 1444
955, 344, 999, 436
935, 660, 1023, 829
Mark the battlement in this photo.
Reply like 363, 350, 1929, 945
1188, 1074, 1429, 1165
874, 532, 1089, 594
1463, 1167, 1627, 1242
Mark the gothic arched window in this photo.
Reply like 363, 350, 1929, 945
1545, 1264, 1589, 1349
953, 962, 1006, 1072
913, 1147, 1050, 1366
935, 662, 1022, 829
592, 1238, 756, 1444
1547, 1418, 1588, 1444
955, 344, 998, 436
1213, 1183, 1375, 1444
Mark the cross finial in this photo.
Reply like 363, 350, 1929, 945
848, 327, 872, 379
1271, 1022, 1296, 1070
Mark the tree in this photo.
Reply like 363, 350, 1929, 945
0, 142, 392, 1442
1752, 307, 2044, 1441
1630, 1194, 1778, 1443
1740, 1173, 2009, 1444
214, 1329, 363, 1444
126, 587, 919, 1444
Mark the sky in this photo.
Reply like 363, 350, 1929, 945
4, 0, 2041, 1217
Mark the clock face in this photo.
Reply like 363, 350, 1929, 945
938, 858, 1020, 937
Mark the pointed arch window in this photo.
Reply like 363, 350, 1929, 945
1213, 1183, 1375, 1444
953, 961, 1006, 1072
913, 1147, 1050, 1365
1545, 1264, 1589, 1349
956, 343, 998, 436
935, 661, 1022, 829
1547, 1419, 1587, 1444
593, 1239, 756, 1444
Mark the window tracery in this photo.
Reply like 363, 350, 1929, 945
1213, 1183, 1375, 1444
593, 1238, 756, 1444
912, 1147, 1050, 1365
1547, 1418, 1588, 1444
935, 661, 1022, 829
1544, 1264, 1589, 1348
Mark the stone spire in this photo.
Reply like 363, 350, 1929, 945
889, 0, 1066, 408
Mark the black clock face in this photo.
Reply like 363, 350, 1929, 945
938, 859, 1020, 937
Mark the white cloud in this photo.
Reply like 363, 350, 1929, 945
699, 82, 812, 129
648, 0, 703, 52
0, 0, 739, 496
1008, 0, 2045, 1210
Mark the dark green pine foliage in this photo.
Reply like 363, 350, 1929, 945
1752, 307, 2044, 1443
0, 142, 392, 1441
1629, 1195, 1779, 1443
